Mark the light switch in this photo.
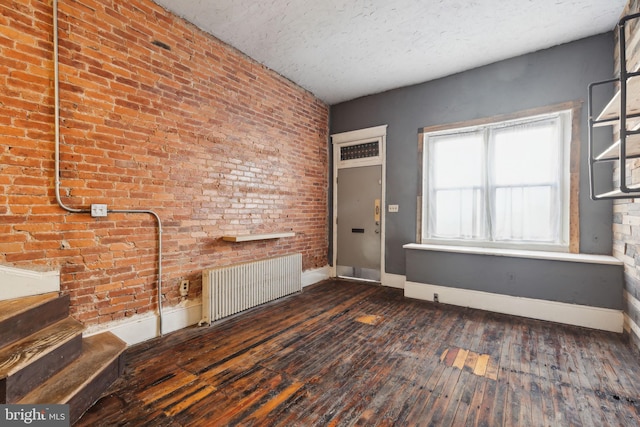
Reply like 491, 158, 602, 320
388, 204, 399, 213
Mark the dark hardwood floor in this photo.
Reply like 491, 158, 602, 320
77, 279, 640, 426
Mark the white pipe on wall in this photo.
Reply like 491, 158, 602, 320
52, 0, 164, 335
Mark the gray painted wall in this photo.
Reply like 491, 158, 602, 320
330, 34, 615, 276
405, 249, 623, 309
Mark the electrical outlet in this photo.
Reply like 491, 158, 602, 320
433, 293, 439, 303
180, 279, 189, 297
91, 204, 108, 217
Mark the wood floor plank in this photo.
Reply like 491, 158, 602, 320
243, 380, 305, 423
400, 310, 470, 425
474, 354, 490, 377
409, 314, 477, 425
568, 336, 610, 426
475, 377, 498, 427
440, 314, 484, 426
163, 384, 216, 418
534, 325, 559, 426
483, 313, 514, 427
157, 381, 216, 415
314, 316, 413, 425
445, 369, 478, 426
504, 342, 525, 427
391, 308, 456, 425
76, 280, 640, 426
463, 376, 487, 426
137, 368, 198, 405
538, 343, 576, 426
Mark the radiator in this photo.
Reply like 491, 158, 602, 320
199, 253, 302, 325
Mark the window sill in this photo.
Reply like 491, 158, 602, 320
403, 243, 622, 266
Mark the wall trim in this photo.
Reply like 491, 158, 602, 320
84, 267, 328, 346
403, 243, 622, 265
0, 265, 60, 301
302, 266, 331, 287
382, 273, 405, 289
405, 281, 623, 333
331, 125, 388, 143
84, 301, 203, 346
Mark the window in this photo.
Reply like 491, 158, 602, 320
421, 110, 572, 251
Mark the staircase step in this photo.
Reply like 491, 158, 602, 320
19, 332, 126, 424
0, 317, 84, 403
0, 292, 69, 348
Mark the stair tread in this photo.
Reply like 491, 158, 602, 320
0, 292, 59, 323
19, 332, 126, 405
0, 317, 84, 378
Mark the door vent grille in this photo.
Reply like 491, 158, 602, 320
340, 141, 379, 160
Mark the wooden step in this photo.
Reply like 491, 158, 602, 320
19, 332, 126, 425
0, 317, 83, 403
0, 292, 69, 348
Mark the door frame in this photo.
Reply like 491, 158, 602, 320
331, 125, 387, 281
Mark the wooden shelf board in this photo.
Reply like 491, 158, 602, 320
595, 133, 640, 160
596, 76, 640, 122
222, 232, 295, 242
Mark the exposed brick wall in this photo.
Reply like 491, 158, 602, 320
0, 0, 329, 326
613, 0, 640, 351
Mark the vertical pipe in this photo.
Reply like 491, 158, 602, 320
52, 0, 164, 335
587, 82, 596, 199
53, 0, 86, 214
619, 18, 629, 193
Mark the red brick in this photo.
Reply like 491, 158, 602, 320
1, 0, 328, 328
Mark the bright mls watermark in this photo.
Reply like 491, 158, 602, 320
1, 405, 69, 426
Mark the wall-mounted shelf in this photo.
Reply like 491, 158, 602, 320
595, 132, 640, 161
222, 232, 295, 242
589, 12, 640, 200
594, 76, 640, 123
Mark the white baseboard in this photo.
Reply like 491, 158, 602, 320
163, 301, 204, 335
0, 265, 60, 301
80, 266, 379, 347
382, 273, 405, 289
405, 281, 623, 333
302, 266, 330, 287
84, 300, 203, 346
83, 264, 330, 346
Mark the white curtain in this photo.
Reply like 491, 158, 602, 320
427, 131, 486, 240
488, 118, 562, 243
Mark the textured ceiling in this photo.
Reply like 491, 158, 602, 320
153, 0, 627, 105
